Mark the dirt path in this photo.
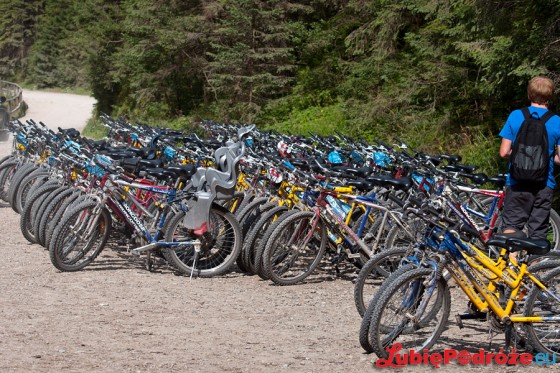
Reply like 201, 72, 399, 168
0, 92, 555, 372
21, 89, 96, 132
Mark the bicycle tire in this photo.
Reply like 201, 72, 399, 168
6, 163, 36, 210
0, 160, 18, 201
19, 181, 60, 243
19, 174, 51, 211
547, 208, 560, 251
37, 187, 76, 248
237, 201, 279, 271
34, 186, 71, 247
240, 200, 276, 238
254, 209, 300, 280
163, 204, 242, 278
45, 192, 88, 250
523, 266, 560, 354
220, 191, 246, 215
49, 200, 111, 272
354, 247, 409, 317
261, 210, 327, 286
384, 217, 426, 254
358, 262, 415, 352
0, 155, 13, 167
12, 169, 49, 214
233, 192, 256, 218
368, 267, 450, 358
242, 205, 289, 275
29, 181, 61, 225
235, 197, 274, 272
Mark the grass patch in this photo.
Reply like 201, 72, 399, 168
262, 103, 347, 136
82, 117, 108, 139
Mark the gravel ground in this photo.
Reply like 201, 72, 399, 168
0, 92, 557, 372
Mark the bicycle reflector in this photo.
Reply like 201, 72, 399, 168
268, 167, 283, 184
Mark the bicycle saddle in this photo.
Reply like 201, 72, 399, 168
366, 175, 413, 191
347, 179, 374, 192
486, 235, 551, 255
440, 154, 462, 164
487, 175, 506, 188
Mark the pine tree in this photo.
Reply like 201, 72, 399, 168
204, 0, 305, 120
27, 0, 74, 87
0, 0, 45, 78
112, 0, 207, 117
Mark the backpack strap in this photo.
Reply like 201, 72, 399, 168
540, 110, 555, 124
522, 106, 555, 123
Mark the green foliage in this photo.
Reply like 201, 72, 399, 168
0, 0, 44, 79
204, 0, 306, 121
27, 0, 74, 87
261, 102, 347, 136
82, 117, 108, 139
6, 0, 560, 180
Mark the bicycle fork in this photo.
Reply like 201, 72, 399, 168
398, 262, 439, 325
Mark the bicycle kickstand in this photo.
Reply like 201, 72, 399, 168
189, 240, 201, 282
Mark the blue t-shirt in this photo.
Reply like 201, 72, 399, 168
499, 106, 560, 189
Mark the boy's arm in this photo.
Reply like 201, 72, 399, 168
500, 138, 512, 158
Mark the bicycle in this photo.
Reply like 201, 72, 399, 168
49, 126, 255, 277
365, 198, 560, 358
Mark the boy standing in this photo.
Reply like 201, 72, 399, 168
499, 76, 560, 240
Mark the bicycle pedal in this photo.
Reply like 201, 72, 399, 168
347, 253, 361, 259
455, 314, 464, 329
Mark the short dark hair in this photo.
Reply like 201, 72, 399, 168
528, 76, 555, 106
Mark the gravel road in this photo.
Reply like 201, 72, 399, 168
0, 92, 556, 372
20, 89, 96, 132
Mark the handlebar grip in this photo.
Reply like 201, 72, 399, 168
282, 160, 295, 170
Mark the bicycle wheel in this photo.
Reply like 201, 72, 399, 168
49, 200, 111, 272
12, 169, 49, 214
19, 181, 60, 244
359, 262, 416, 352
6, 162, 36, 210
242, 205, 288, 275
254, 209, 299, 280
368, 267, 450, 358
0, 155, 13, 167
235, 197, 274, 272
0, 160, 18, 201
220, 191, 246, 215
354, 247, 409, 317
523, 266, 560, 354
45, 191, 87, 250
350, 215, 384, 266
547, 209, 560, 251
261, 210, 327, 286
384, 217, 426, 253
233, 192, 256, 218
163, 204, 241, 277
236, 196, 269, 232
34, 186, 72, 247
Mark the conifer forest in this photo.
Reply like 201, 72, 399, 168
2, 0, 560, 172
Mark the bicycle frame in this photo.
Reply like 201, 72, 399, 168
102, 177, 198, 253
339, 192, 416, 254
428, 227, 560, 323
453, 184, 505, 241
